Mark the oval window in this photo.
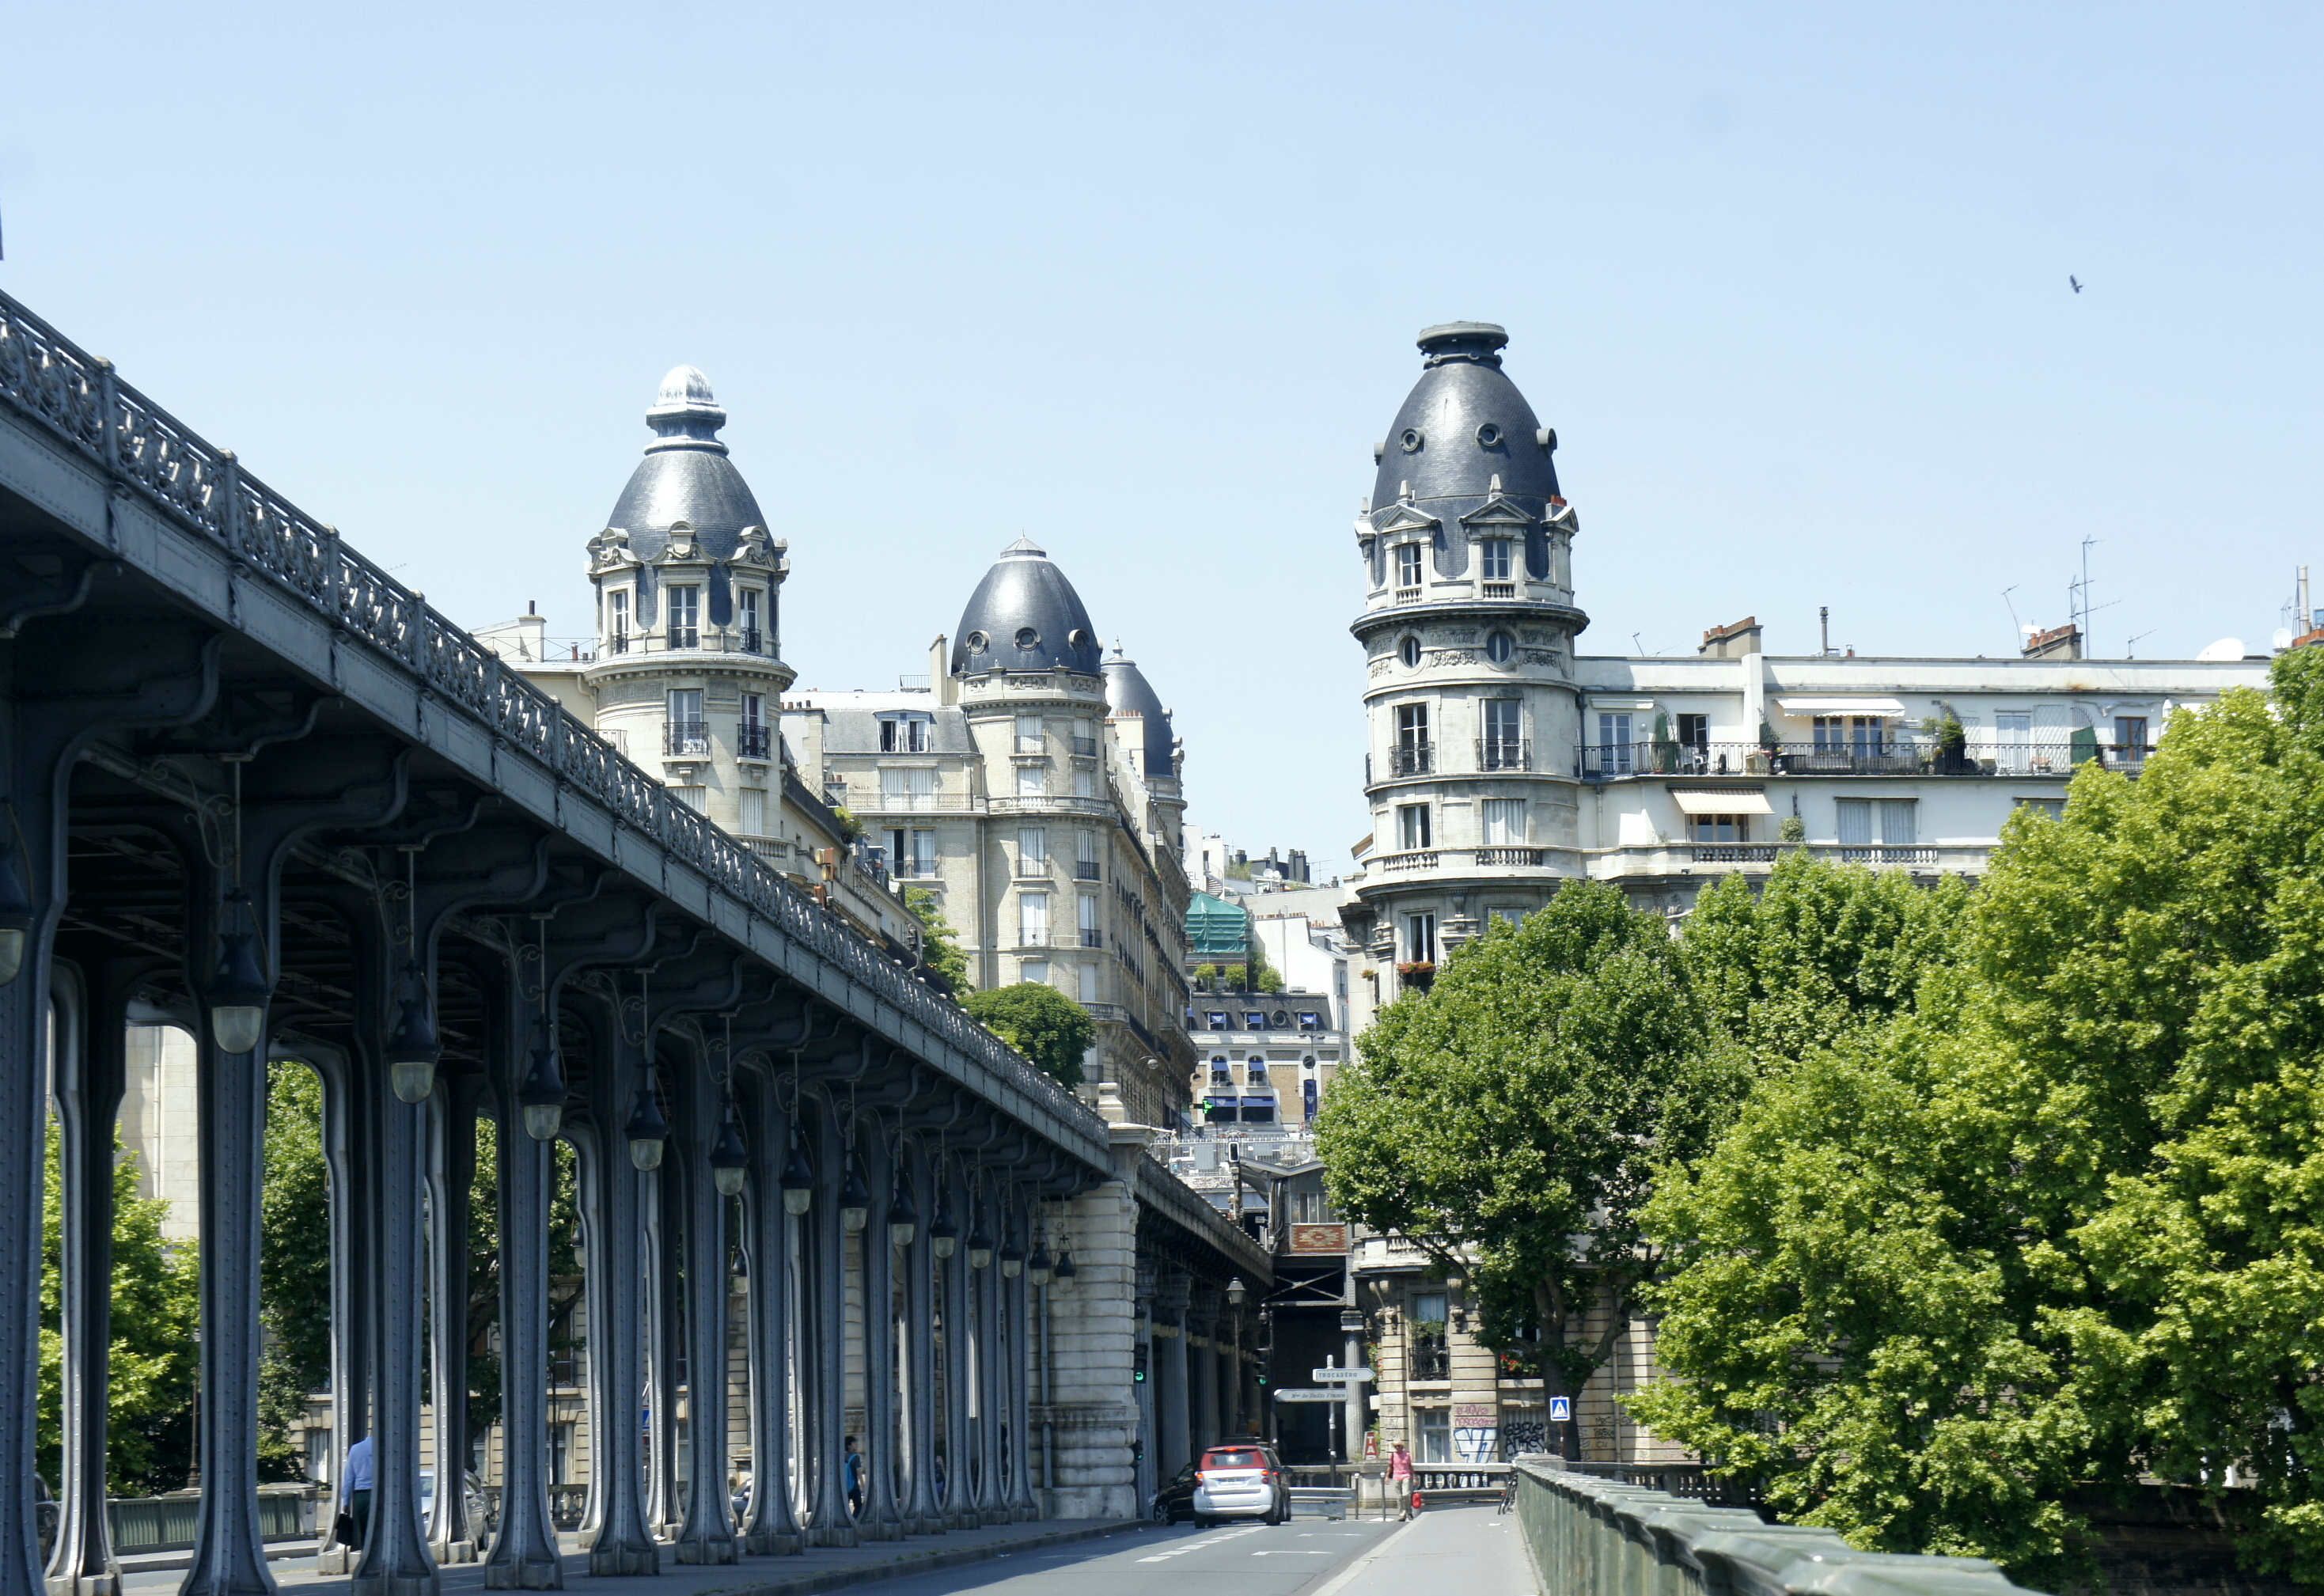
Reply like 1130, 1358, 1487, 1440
1015, 626, 1040, 650
1398, 635, 1422, 669
1476, 422, 1501, 447
1485, 631, 1514, 663
1400, 428, 1424, 453
965, 631, 988, 653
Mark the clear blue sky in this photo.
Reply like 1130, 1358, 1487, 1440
6, 3, 2317, 872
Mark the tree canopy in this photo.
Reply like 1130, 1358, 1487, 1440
1632, 648, 2324, 1584
1319, 859, 1967, 1454
961, 983, 1095, 1088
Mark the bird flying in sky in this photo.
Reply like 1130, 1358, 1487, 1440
2070, 275, 2083, 294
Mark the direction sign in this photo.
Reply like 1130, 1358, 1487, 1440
1272, 1388, 1345, 1404
1310, 1367, 1374, 1384
1549, 1396, 1572, 1423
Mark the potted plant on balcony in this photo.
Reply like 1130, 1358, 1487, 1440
1920, 708, 1969, 775
1395, 960, 1435, 991
1750, 721, 1777, 775
1651, 711, 1678, 774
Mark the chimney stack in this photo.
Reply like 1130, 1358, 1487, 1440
1697, 616, 1763, 659
2022, 622, 2083, 661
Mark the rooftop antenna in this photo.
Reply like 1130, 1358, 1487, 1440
2125, 627, 2155, 659
1630, 632, 1647, 656
2001, 586, 2024, 646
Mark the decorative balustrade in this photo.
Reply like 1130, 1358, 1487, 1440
0, 289, 1090, 1135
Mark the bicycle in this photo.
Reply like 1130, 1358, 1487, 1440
1496, 1473, 1516, 1515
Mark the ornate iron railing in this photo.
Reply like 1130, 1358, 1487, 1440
0, 290, 1092, 1137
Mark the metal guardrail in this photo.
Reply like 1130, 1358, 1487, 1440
0, 290, 1094, 1149
106, 1487, 313, 1554
1511, 1457, 2046, 1595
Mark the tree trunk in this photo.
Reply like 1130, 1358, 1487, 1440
1535, 1278, 1579, 1461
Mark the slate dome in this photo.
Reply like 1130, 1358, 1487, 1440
1101, 643, 1177, 775
950, 537, 1105, 677
603, 366, 767, 560
1369, 323, 1561, 524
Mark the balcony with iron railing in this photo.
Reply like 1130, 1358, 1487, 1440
594, 628, 776, 663
1071, 734, 1099, 756
663, 721, 711, 756
1388, 742, 1433, 777
1408, 1343, 1452, 1382
1575, 737, 2111, 781
1073, 859, 1102, 881
1477, 737, 1531, 772
1079, 929, 1104, 949
736, 723, 772, 760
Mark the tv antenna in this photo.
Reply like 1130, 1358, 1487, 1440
2001, 586, 2024, 647
2067, 536, 2120, 652
2125, 627, 2155, 659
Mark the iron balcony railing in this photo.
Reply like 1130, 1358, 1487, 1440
736, 723, 772, 760
1079, 929, 1104, 949
1073, 860, 1102, 881
0, 287, 1091, 1139
1576, 737, 2102, 780
1389, 742, 1433, 776
664, 721, 711, 756
1477, 737, 1530, 771
1409, 1344, 1452, 1381
1071, 734, 1099, 756
739, 628, 763, 653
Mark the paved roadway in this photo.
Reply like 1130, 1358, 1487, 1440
112, 1505, 1535, 1596
839, 1505, 1534, 1594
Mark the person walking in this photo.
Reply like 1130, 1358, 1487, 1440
844, 1435, 865, 1519
342, 1433, 375, 1548
1388, 1441, 1414, 1521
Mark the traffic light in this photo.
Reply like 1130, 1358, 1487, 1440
1256, 1367, 1269, 1386
1133, 1344, 1149, 1384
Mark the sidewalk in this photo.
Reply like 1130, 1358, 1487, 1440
1308, 1505, 1537, 1596
116, 1520, 1141, 1596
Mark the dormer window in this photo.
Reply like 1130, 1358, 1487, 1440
606, 590, 630, 655
880, 713, 934, 753
667, 585, 700, 650
1480, 537, 1515, 596
737, 588, 763, 653
1395, 543, 1424, 593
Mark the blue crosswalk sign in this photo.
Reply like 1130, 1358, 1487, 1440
1549, 1396, 1572, 1423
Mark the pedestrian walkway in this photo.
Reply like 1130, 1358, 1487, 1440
116, 1521, 1140, 1596
1307, 1505, 1537, 1596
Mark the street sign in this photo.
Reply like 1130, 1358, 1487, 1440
1549, 1396, 1572, 1423
1310, 1367, 1374, 1384
1272, 1388, 1345, 1404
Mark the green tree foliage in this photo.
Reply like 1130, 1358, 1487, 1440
1321, 859, 1966, 1461
962, 983, 1094, 1088
39, 1120, 201, 1491
259, 1063, 332, 1479
1632, 650, 2324, 1583
1317, 882, 1736, 1439
908, 888, 969, 992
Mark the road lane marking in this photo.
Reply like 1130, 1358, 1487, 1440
1302, 1514, 1427, 1596
1135, 1524, 1264, 1562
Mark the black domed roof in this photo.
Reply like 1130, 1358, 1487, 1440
950, 538, 1104, 677
604, 366, 768, 559
1369, 324, 1560, 525
1102, 644, 1176, 774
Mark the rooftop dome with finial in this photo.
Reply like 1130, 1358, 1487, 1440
1368, 322, 1561, 525
950, 536, 1104, 677
1102, 641, 1177, 775
603, 365, 767, 559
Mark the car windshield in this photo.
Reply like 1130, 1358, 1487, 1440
1202, 1449, 1263, 1469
